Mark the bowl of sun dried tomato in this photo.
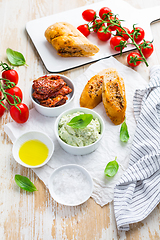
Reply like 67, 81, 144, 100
30, 74, 75, 117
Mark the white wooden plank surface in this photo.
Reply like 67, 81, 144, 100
0, 0, 160, 239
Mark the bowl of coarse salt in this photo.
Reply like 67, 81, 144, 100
48, 164, 93, 206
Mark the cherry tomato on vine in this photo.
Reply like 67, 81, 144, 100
2, 69, 19, 85
92, 19, 105, 32
82, 9, 96, 22
107, 16, 120, 31
130, 27, 145, 43
140, 41, 154, 58
127, 52, 142, 67
5, 86, 23, 105
97, 27, 111, 41
99, 7, 112, 20
110, 36, 126, 51
0, 91, 2, 99
0, 102, 5, 117
116, 27, 131, 41
77, 24, 90, 37
10, 103, 29, 124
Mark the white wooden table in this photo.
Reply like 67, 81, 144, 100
1, 0, 160, 239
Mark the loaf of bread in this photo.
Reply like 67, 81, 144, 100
80, 69, 107, 109
44, 22, 99, 57
102, 68, 126, 125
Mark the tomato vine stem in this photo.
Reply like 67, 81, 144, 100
88, 13, 149, 67
0, 78, 21, 111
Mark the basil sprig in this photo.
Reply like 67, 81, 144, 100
67, 113, 93, 129
6, 48, 27, 66
104, 157, 119, 177
15, 174, 38, 192
120, 118, 129, 142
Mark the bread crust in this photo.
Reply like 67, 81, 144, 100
80, 69, 107, 109
45, 22, 99, 57
102, 68, 126, 125
80, 68, 127, 125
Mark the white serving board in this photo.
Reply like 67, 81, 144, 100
26, 0, 160, 73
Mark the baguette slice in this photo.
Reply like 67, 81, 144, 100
44, 22, 99, 57
80, 69, 107, 109
102, 68, 126, 125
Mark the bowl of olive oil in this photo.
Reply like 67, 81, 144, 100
12, 131, 54, 168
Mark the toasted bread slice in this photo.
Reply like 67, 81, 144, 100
102, 68, 126, 125
80, 69, 108, 109
44, 22, 99, 57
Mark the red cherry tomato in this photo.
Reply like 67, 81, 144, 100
92, 19, 105, 32
5, 86, 23, 105
82, 9, 96, 22
97, 27, 111, 41
2, 69, 19, 85
116, 27, 131, 41
127, 52, 142, 67
0, 91, 2, 99
77, 24, 90, 37
140, 41, 154, 58
107, 16, 120, 31
130, 27, 145, 43
99, 7, 112, 20
0, 101, 5, 117
110, 36, 126, 51
10, 103, 29, 124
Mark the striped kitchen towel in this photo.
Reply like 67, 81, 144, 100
114, 65, 160, 231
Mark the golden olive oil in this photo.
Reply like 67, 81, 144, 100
19, 139, 49, 166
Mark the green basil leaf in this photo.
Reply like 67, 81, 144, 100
104, 157, 119, 177
120, 119, 129, 142
15, 174, 38, 192
67, 114, 93, 129
6, 48, 26, 66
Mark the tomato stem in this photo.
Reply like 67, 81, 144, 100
0, 62, 12, 71
89, 13, 149, 67
0, 77, 16, 89
116, 25, 148, 66
0, 78, 21, 110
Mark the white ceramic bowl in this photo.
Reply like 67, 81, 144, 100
30, 74, 75, 117
54, 107, 105, 155
12, 131, 54, 168
48, 164, 93, 206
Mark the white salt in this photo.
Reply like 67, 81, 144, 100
52, 167, 92, 205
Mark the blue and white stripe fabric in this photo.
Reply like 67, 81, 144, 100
114, 65, 160, 231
